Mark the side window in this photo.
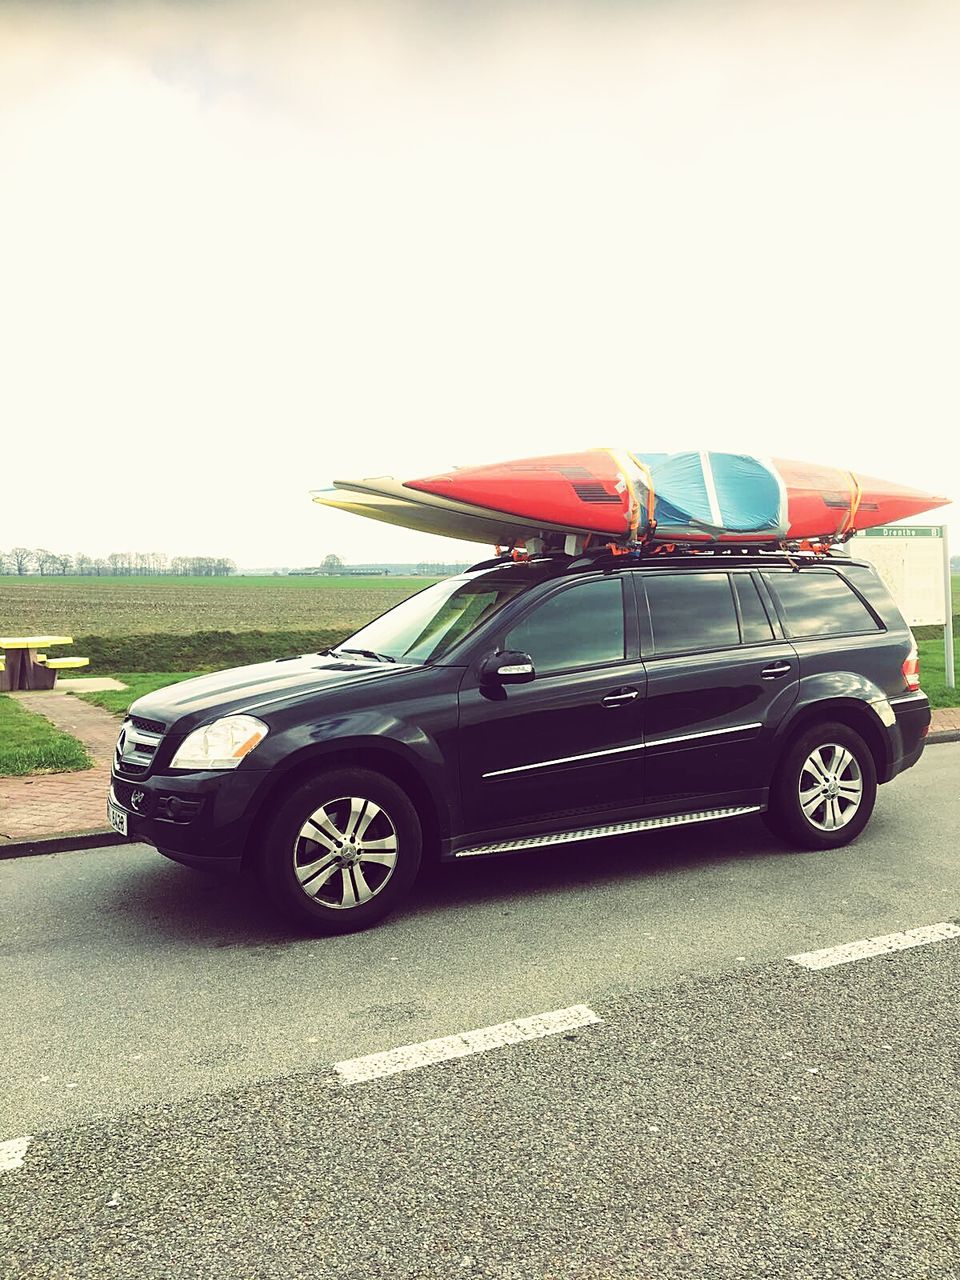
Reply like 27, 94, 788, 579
644, 573, 740, 656
732, 574, 774, 643
505, 578, 625, 673
764, 570, 880, 637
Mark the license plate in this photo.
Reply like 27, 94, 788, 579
107, 799, 128, 837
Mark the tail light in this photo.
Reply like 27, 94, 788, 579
901, 640, 920, 692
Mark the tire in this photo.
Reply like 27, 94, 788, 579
252, 768, 423, 933
763, 721, 877, 850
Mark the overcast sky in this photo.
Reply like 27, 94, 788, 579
1, 0, 958, 567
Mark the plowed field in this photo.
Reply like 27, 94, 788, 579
0, 576, 435, 637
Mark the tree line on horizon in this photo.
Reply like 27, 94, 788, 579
0, 547, 236, 577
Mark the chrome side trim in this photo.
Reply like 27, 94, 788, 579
454, 805, 761, 858
484, 741, 645, 779
645, 722, 763, 750
482, 722, 763, 780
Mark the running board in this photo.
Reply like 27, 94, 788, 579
454, 805, 761, 858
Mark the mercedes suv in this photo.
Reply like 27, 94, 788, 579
108, 549, 931, 933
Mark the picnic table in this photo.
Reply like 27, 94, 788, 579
0, 636, 89, 692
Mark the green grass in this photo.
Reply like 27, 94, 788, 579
917, 638, 958, 709
70, 629, 349, 673
0, 695, 93, 776
912, 573, 958, 707
68, 672, 203, 717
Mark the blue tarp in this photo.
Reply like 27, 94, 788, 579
633, 451, 785, 535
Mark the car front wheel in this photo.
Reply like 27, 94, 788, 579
763, 721, 877, 850
252, 768, 423, 933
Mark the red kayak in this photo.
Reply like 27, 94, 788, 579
401, 450, 948, 544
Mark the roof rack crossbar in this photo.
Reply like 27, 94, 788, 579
466, 537, 851, 574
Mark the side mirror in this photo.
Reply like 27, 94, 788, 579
480, 650, 536, 686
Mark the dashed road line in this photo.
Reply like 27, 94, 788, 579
0, 1136, 32, 1173
789, 921, 960, 971
334, 1004, 601, 1085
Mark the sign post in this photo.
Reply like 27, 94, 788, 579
944, 528, 956, 691
853, 525, 954, 689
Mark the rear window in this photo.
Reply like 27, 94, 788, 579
763, 570, 880, 638
842, 562, 904, 627
644, 573, 740, 655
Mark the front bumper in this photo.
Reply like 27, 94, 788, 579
109, 765, 269, 868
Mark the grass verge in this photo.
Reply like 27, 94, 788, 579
71, 629, 348, 673
917, 638, 958, 709
0, 695, 93, 776
67, 673, 203, 717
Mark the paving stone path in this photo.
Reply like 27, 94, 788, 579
933, 706, 960, 734
0, 693, 119, 842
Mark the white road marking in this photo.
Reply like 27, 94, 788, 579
334, 1004, 601, 1085
789, 921, 960, 971
0, 1136, 33, 1173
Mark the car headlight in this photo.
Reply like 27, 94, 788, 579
170, 715, 269, 770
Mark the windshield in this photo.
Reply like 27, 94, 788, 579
336, 574, 527, 664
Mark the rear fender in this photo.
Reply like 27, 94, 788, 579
772, 673, 895, 782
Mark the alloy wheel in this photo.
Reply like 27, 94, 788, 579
293, 796, 399, 909
797, 743, 863, 833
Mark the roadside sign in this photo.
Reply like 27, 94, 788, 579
861, 526, 943, 537
854, 526, 945, 625
851, 524, 954, 687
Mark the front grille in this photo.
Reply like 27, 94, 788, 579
130, 715, 165, 734
115, 717, 165, 779
112, 779, 135, 806
116, 758, 151, 778
111, 781, 202, 824
112, 780, 156, 816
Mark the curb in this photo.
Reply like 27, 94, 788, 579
0, 830, 128, 860
1, 734, 957, 861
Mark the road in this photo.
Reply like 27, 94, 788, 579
2, 743, 959, 1278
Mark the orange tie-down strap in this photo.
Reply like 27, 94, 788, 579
839, 471, 863, 536
604, 450, 657, 544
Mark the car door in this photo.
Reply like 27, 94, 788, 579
458, 575, 646, 835
636, 569, 799, 808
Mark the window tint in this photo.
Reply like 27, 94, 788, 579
733, 574, 774, 643
764, 570, 880, 637
842, 563, 901, 624
645, 573, 740, 655
506, 578, 624, 673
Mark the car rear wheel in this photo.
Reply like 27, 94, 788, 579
252, 768, 422, 933
763, 721, 877, 850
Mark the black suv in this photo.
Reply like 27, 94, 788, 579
108, 550, 930, 933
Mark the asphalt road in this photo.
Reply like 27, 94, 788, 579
2, 743, 959, 1278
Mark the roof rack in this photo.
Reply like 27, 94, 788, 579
467, 537, 853, 574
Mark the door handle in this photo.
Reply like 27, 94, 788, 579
761, 661, 792, 680
601, 688, 639, 707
